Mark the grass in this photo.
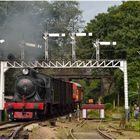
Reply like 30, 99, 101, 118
105, 106, 140, 131
105, 106, 124, 119
125, 118, 140, 131
86, 110, 100, 118
56, 127, 67, 139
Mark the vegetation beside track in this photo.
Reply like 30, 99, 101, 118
104, 106, 140, 131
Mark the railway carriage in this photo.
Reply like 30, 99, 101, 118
72, 82, 83, 103
4, 68, 82, 120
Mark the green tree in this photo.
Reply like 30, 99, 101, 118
77, 1, 140, 104
78, 79, 101, 103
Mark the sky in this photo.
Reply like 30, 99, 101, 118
79, 1, 122, 25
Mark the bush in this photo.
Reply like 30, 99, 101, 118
105, 103, 113, 110
87, 110, 99, 118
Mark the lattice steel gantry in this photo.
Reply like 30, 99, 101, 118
6, 60, 122, 68
0, 59, 129, 121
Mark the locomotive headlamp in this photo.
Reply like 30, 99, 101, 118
22, 69, 29, 75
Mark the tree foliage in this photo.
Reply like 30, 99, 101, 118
77, 1, 140, 104
78, 79, 101, 103
0, 1, 82, 60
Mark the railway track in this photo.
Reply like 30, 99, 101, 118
67, 120, 86, 139
2, 118, 139, 139
96, 120, 132, 139
0, 121, 37, 139
10, 121, 38, 139
67, 119, 107, 139
0, 121, 23, 131
96, 121, 113, 139
80, 120, 140, 139
66, 119, 123, 139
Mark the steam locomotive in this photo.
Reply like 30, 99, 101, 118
4, 68, 82, 120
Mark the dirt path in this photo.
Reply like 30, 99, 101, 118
28, 122, 57, 139
29, 126, 57, 139
28, 119, 79, 139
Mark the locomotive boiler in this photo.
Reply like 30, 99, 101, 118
5, 68, 83, 120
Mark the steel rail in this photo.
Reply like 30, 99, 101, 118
0, 123, 22, 131
9, 121, 37, 139
67, 120, 86, 139
96, 119, 113, 139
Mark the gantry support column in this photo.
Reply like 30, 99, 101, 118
123, 61, 129, 121
120, 60, 129, 121
0, 61, 8, 121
